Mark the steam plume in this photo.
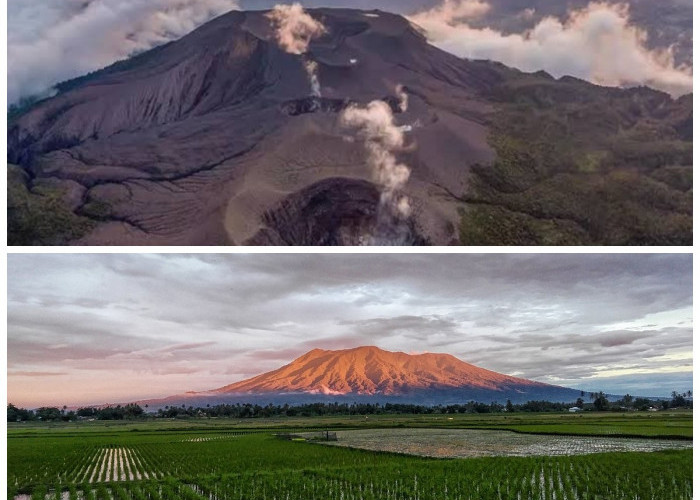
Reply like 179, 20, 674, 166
340, 87, 413, 244
305, 60, 321, 98
266, 3, 326, 55
8, 0, 239, 105
409, 1, 692, 97
266, 3, 326, 98
395, 85, 409, 112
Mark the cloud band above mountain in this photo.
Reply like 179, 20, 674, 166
408, 0, 692, 97
8, 0, 239, 105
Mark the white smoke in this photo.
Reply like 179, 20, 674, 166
265, 3, 326, 55
341, 87, 413, 243
8, 0, 239, 105
395, 84, 409, 112
266, 3, 326, 98
305, 60, 321, 98
409, 1, 692, 97
341, 101, 410, 193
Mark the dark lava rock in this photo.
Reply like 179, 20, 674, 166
247, 177, 426, 246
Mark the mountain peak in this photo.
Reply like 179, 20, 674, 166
6, 7, 505, 246
214, 346, 548, 396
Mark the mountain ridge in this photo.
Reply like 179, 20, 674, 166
212, 345, 551, 396
8, 7, 691, 246
129, 346, 586, 409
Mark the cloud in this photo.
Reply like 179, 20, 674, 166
409, 1, 692, 97
468, 325, 692, 383
572, 372, 692, 397
112, 342, 221, 362
8, 0, 239, 104
341, 315, 461, 338
7, 254, 692, 405
8, 371, 69, 377
410, 0, 491, 24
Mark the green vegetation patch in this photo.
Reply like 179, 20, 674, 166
7, 164, 95, 245
7, 429, 693, 500
460, 77, 693, 245
8, 409, 693, 439
458, 204, 589, 245
80, 199, 113, 220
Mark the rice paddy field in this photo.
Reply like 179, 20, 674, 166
7, 411, 693, 500
312, 428, 692, 458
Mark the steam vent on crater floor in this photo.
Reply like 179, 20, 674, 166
8, 8, 692, 246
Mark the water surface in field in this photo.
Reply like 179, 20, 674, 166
311, 428, 692, 458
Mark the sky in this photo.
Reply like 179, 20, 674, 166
7, 253, 692, 407
7, 0, 692, 104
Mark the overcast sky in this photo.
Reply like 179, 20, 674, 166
8, 253, 692, 407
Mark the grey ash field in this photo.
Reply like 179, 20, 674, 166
7, 411, 693, 499
7, 8, 692, 245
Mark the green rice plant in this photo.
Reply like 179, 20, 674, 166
30, 484, 47, 500
95, 483, 110, 500
8, 417, 692, 500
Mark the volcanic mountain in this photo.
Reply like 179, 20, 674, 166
138, 346, 584, 408
8, 8, 691, 246
215, 346, 552, 395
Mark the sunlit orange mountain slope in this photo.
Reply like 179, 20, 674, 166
214, 346, 548, 395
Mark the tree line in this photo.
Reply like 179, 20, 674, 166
7, 403, 144, 422
7, 391, 692, 422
